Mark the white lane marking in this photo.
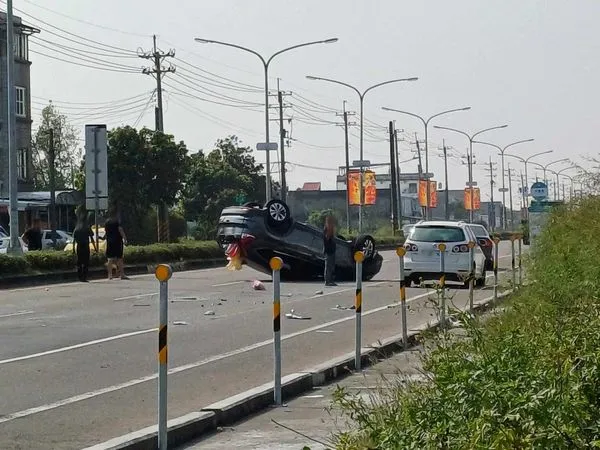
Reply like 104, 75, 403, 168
310, 282, 385, 299
315, 330, 334, 334
113, 293, 155, 302
0, 291, 434, 424
211, 280, 244, 287
0, 328, 156, 366
0, 310, 35, 319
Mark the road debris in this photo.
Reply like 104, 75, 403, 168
173, 321, 188, 326
285, 308, 311, 320
332, 304, 355, 311
204, 310, 216, 316
252, 280, 266, 290
314, 290, 323, 295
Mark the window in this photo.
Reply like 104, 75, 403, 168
17, 148, 27, 180
468, 225, 489, 238
14, 33, 28, 60
15, 86, 26, 117
408, 183, 417, 194
410, 226, 466, 243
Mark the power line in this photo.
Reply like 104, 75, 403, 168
31, 35, 139, 59
32, 91, 154, 107
29, 49, 138, 73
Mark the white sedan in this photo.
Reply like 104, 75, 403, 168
0, 231, 28, 254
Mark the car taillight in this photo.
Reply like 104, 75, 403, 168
452, 245, 469, 253
478, 238, 491, 247
404, 243, 418, 252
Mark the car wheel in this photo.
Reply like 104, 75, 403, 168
354, 234, 376, 259
475, 274, 486, 287
265, 199, 291, 230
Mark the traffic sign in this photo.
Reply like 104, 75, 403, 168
256, 142, 278, 151
466, 181, 478, 187
352, 160, 371, 167
530, 181, 548, 201
498, 187, 509, 193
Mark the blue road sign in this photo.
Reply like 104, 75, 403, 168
530, 181, 548, 201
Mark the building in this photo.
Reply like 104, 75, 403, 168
0, 14, 40, 232
0, 14, 38, 197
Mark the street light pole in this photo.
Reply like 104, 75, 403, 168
306, 76, 418, 231
473, 139, 534, 229
195, 38, 338, 203
434, 125, 509, 223
504, 150, 554, 215
381, 107, 471, 219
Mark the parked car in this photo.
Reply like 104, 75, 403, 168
0, 231, 28, 254
216, 200, 383, 281
467, 223, 494, 271
402, 220, 487, 287
63, 226, 106, 253
39, 229, 72, 250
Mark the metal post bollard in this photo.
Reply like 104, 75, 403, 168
518, 234, 523, 286
354, 251, 364, 371
510, 235, 517, 289
493, 237, 500, 306
438, 243, 447, 329
269, 257, 283, 406
155, 264, 172, 450
468, 241, 475, 313
396, 247, 408, 349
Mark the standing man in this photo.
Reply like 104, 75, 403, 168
104, 210, 128, 280
323, 215, 337, 287
22, 218, 43, 251
72, 215, 97, 282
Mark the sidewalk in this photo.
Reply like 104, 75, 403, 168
179, 346, 427, 449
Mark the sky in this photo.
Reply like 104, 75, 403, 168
12, 0, 600, 206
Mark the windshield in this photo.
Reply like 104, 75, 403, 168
410, 226, 466, 243
469, 225, 489, 238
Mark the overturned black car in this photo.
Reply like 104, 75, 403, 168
216, 200, 383, 281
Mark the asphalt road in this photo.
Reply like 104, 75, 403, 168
0, 243, 518, 449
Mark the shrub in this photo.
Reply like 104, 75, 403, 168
333, 198, 600, 449
0, 253, 28, 275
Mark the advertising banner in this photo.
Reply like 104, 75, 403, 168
418, 180, 437, 207
347, 170, 361, 205
363, 170, 377, 205
464, 187, 481, 210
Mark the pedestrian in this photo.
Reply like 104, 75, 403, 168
323, 215, 337, 287
22, 218, 43, 251
104, 210, 128, 280
72, 216, 97, 282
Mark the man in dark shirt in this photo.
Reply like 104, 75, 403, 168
22, 219, 43, 251
323, 216, 337, 286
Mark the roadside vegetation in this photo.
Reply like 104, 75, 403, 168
332, 197, 600, 449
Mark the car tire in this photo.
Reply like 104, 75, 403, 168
475, 273, 486, 288
354, 234, 376, 260
265, 199, 291, 231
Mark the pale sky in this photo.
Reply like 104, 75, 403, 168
16, 0, 600, 205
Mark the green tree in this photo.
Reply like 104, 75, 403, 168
105, 126, 188, 244
182, 136, 265, 236
31, 103, 80, 190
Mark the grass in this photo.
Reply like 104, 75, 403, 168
331, 198, 600, 449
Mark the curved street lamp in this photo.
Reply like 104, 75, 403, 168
381, 106, 471, 219
473, 139, 534, 228
504, 150, 553, 215
195, 37, 339, 202
433, 124, 508, 222
306, 75, 418, 230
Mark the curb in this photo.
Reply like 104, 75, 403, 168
0, 245, 401, 290
82, 288, 514, 450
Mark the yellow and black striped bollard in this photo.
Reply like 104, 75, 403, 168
270, 257, 283, 406
493, 237, 500, 305
155, 263, 172, 450
354, 251, 364, 370
438, 243, 447, 329
468, 241, 476, 313
396, 246, 408, 348
510, 234, 517, 288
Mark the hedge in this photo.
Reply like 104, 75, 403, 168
0, 240, 223, 277
0, 236, 404, 278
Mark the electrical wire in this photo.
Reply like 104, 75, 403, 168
163, 81, 263, 110
174, 56, 262, 91
174, 64, 262, 93
32, 91, 154, 108
287, 161, 338, 172
22, 0, 152, 38
31, 35, 139, 59
173, 71, 262, 107
29, 49, 139, 73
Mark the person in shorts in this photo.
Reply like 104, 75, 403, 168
104, 211, 128, 280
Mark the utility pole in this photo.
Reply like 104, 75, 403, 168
483, 158, 497, 231
7, 0, 21, 254
335, 102, 355, 233
48, 128, 57, 246
507, 165, 515, 230
414, 133, 425, 218
140, 35, 175, 243
438, 140, 451, 220
520, 172, 526, 219
394, 130, 403, 228
276, 80, 291, 202
388, 121, 398, 235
